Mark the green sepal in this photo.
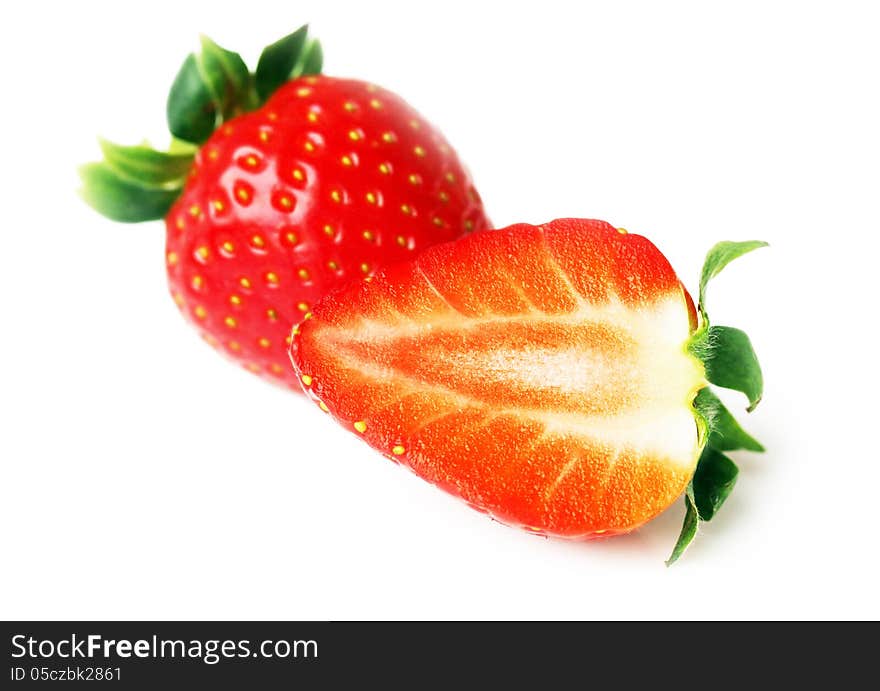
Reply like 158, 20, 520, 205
98, 139, 193, 187
167, 138, 199, 155
694, 388, 764, 452
199, 35, 255, 120
666, 485, 699, 566
692, 446, 739, 521
698, 240, 768, 322
255, 25, 309, 102
666, 445, 741, 565
167, 53, 217, 144
296, 39, 324, 77
701, 326, 764, 412
78, 163, 181, 223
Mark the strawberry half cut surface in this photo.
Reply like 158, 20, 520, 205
79, 26, 488, 390
290, 219, 766, 563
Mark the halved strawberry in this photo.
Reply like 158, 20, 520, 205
290, 219, 765, 562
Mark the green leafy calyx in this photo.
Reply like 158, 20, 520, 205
667, 240, 767, 565
80, 25, 323, 223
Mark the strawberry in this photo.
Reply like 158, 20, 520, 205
290, 219, 766, 562
80, 26, 488, 389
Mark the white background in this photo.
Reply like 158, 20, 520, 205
1, 0, 878, 620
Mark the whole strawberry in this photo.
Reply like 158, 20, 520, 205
291, 219, 766, 562
80, 26, 489, 389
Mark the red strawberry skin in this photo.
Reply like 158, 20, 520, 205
290, 219, 707, 537
166, 75, 488, 388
